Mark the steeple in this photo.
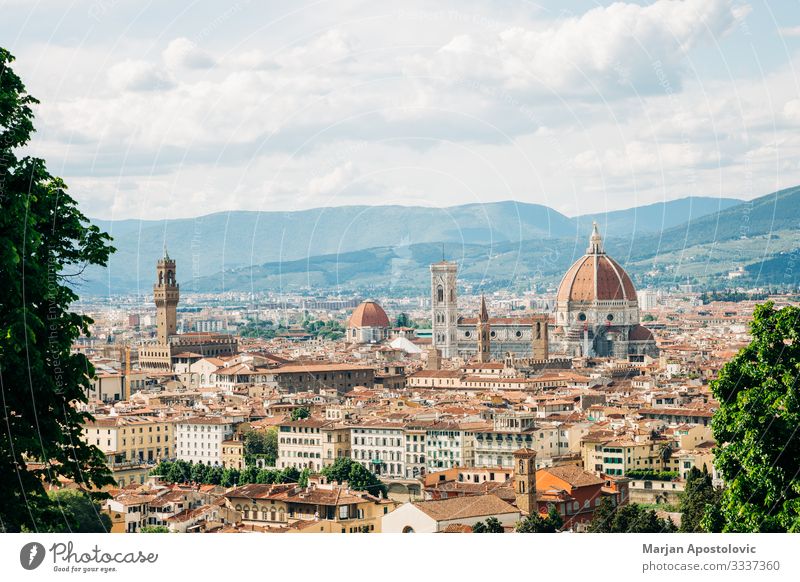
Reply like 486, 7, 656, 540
478, 295, 489, 323
586, 221, 604, 254
163, 244, 171, 261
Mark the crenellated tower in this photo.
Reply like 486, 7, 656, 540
154, 248, 179, 344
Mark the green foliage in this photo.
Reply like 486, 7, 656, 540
625, 470, 678, 481
321, 458, 387, 498
472, 516, 504, 533
641, 313, 656, 322
394, 313, 416, 328
291, 407, 311, 421
36, 489, 112, 533
301, 319, 345, 340
298, 468, 311, 488
680, 466, 721, 532
0, 48, 116, 532
516, 504, 563, 533
140, 525, 170, 533
700, 290, 769, 304
588, 498, 676, 533
708, 302, 800, 532
239, 321, 278, 339
244, 428, 277, 467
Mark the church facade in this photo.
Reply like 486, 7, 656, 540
430, 223, 657, 361
430, 262, 549, 361
551, 223, 658, 359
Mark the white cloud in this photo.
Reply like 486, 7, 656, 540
308, 161, 358, 195
107, 59, 174, 92
405, 0, 745, 97
162, 37, 216, 70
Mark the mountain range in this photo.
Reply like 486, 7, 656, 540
81, 190, 800, 296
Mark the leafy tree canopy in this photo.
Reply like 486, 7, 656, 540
516, 505, 563, 533
321, 458, 387, 498
708, 302, 800, 532
588, 498, 675, 533
0, 48, 115, 532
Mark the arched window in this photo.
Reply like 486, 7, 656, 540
437, 286, 444, 303
402, 526, 415, 533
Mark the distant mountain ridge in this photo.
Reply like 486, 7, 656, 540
83, 194, 772, 295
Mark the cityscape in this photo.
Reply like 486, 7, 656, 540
2, 3, 800, 577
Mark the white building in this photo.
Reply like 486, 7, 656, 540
351, 423, 406, 478
175, 417, 236, 466
381, 495, 521, 533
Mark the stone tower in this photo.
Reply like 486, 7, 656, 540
532, 316, 549, 360
430, 260, 458, 358
513, 448, 537, 515
476, 295, 491, 363
154, 248, 179, 344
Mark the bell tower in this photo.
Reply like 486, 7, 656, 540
476, 295, 491, 363
154, 248, 179, 344
430, 260, 458, 358
513, 448, 537, 515
532, 316, 549, 360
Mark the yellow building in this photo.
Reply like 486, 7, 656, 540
221, 438, 245, 469
83, 415, 174, 465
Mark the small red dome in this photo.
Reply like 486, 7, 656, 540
348, 300, 390, 328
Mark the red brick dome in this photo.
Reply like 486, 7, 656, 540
348, 300, 390, 328
556, 223, 637, 303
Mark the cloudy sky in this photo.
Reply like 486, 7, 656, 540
3, 0, 800, 220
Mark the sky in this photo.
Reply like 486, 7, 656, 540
3, 0, 800, 220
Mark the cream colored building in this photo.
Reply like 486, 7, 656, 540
83, 415, 174, 464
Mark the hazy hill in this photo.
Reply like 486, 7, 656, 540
576, 196, 741, 238
82, 192, 793, 295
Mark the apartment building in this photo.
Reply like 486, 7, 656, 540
175, 417, 237, 466
350, 422, 405, 478
83, 415, 174, 464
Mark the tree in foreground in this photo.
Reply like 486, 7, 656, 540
516, 505, 562, 533
0, 48, 115, 532
707, 303, 800, 532
472, 516, 504, 533
36, 489, 112, 533
587, 498, 675, 533
321, 458, 387, 498
680, 466, 720, 532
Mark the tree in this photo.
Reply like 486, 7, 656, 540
394, 313, 414, 328
472, 516, 504, 533
30, 489, 112, 533
291, 407, 310, 421
221, 468, 240, 488
140, 525, 170, 533
278, 466, 301, 483
588, 499, 675, 533
516, 504, 563, 533
680, 466, 720, 532
190, 462, 209, 484
0, 49, 116, 532
321, 458, 388, 498
298, 468, 311, 488
708, 303, 800, 532
243, 428, 277, 467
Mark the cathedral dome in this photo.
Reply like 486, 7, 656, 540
348, 300, 390, 328
556, 223, 637, 303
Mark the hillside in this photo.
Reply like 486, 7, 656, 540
80, 189, 800, 295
